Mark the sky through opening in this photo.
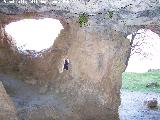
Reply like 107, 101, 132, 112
5, 18, 63, 52
126, 29, 160, 73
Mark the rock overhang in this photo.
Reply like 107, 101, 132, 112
0, 1, 159, 120
0, 0, 159, 35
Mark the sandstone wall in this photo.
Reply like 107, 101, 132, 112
0, 17, 130, 119
0, 0, 159, 119
0, 22, 22, 74
48, 23, 130, 120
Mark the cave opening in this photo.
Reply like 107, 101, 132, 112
5, 18, 63, 54
126, 29, 160, 73
119, 29, 160, 119
0, 18, 66, 80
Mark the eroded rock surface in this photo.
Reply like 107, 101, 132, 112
0, 0, 159, 120
0, 0, 160, 34
50, 24, 130, 119
0, 20, 130, 119
0, 81, 18, 120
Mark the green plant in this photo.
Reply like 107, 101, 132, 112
107, 11, 113, 18
78, 13, 88, 27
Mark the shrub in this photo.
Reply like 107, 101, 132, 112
78, 13, 88, 27
107, 11, 113, 18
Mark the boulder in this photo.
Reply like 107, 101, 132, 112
144, 98, 158, 108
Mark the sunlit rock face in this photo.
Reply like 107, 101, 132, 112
0, 0, 159, 120
50, 23, 130, 120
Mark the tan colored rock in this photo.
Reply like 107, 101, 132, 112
48, 23, 130, 120
0, 81, 18, 120
0, 2, 159, 119
0, 18, 130, 119
0, 15, 131, 119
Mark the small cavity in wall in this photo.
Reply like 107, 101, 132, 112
58, 57, 70, 73
64, 58, 69, 70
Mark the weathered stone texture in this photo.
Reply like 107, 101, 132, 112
0, 81, 18, 120
0, 18, 130, 119
0, 0, 159, 119
48, 23, 130, 119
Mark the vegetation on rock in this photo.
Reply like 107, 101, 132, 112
107, 11, 113, 18
78, 13, 88, 27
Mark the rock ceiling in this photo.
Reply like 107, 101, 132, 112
0, 0, 160, 35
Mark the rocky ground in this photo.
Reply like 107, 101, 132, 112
119, 90, 160, 120
0, 73, 72, 120
0, 73, 160, 120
